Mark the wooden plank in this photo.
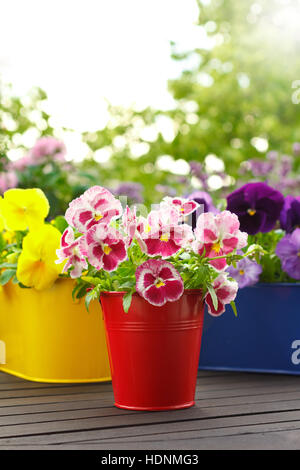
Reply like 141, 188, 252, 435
2, 396, 300, 440
1, 371, 300, 450
1, 408, 300, 445
2, 389, 300, 426
0, 380, 112, 392
0, 399, 116, 417
1, 429, 300, 450
84, 419, 300, 444
1, 378, 300, 417
0, 383, 114, 399
1, 372, 299, 407
1, 383, 299, 415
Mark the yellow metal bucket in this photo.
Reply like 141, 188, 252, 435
0, 279, 111, 383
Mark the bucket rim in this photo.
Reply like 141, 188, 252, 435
246, 282, 300, 288
100, 288, 203, 297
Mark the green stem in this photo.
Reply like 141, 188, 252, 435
205, 249, 258, 263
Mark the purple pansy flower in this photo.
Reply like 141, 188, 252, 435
275, 228, 300, 280
188, 190, 218, 214
188, 190, 218, 229
247, 159, 274, 177
280, 195, 300, 233
227, 256, 262, 288
227, 182, 284, 235
114, 182, 144, 204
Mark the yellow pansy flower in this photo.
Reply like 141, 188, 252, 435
17, 224, 62, 291
0, 188, 49, 231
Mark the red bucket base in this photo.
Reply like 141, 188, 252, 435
101, 290, 204, 411
114, 401, 195, 411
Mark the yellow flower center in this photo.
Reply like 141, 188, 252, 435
247, 208, 256, 216
103, 245, 112, 255
16, 207, 27, 219
160, 233, 169, 242
155, 280, 165, 288
94, 213, 103, 221
145, 224, 152, 233
212, 241, 221, 253
239, 269, 245, 275
298, 252, 300, 257
34, 259, 45, 270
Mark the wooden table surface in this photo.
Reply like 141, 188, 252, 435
1, 370, 300, 450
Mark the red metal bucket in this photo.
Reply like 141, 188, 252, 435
100, 290, 204, 411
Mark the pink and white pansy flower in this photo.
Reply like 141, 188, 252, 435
122, 205, 138, 246
193, 211, 248, 270
205, 273, 238, 316
161, 196, 199, 220
136, 259, 184, 306
56, 226, 88, 278
139, 206, 194, 259
65, 186, 122, 233
82, 224, 127, 272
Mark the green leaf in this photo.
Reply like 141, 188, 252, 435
0, 263, 18, 269
0, 269, 16, 286
85, 292, 94, 313
53, 215, 68, 233
230, 301, 238, 317
84, 285, 101, 312
123, 291, 133, 313
81, 276, 102, 285
207, 285, 218, 311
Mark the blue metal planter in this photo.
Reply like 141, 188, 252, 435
199, 283, 300, 375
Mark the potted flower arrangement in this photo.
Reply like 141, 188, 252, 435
0, 187, 110, 383
59, 185, 260, 410
199, 181, 300, 375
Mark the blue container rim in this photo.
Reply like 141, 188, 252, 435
247, 282, 300, 288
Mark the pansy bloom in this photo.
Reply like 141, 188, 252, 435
161, 196, 199, 219
83, 224, 127, 272
188, 190, 218, 229
135, 259, 184, 306
227, 182, 284, 235
17, 224, 62, 291
227, 256, 262, 288
0, 188, 49, 231
193, 211, 248, 270
188, 190, 218, 214
275, 228, 300, 280
65, 185, 122, 233
280, 195, 300, 233
205, 273, 238, 316
122, 205, 138, 245
140, 206, 194, 259
56, 226, 88, 278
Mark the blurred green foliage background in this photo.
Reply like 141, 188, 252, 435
1, 0, 299, 214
